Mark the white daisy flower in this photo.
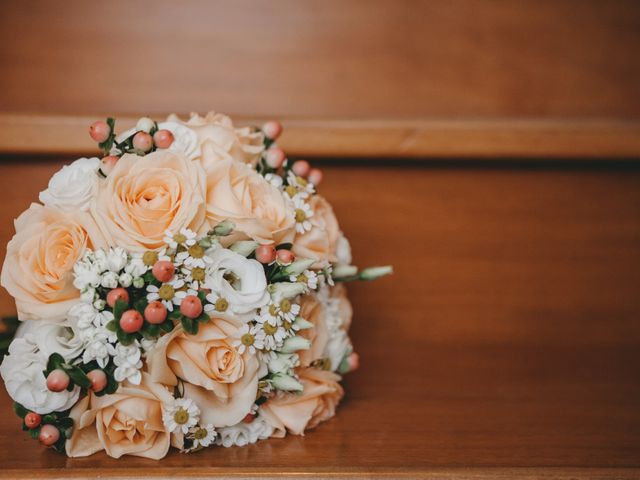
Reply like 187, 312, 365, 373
289, 269, 319, 290
259, 299, 300, 324
175, 243, 212, 269
181, 265, 207, 290
163, 398, 200, 435
292, 196, 313, 234
285, 171, 315, 198
254, 321, 287, 351
204, 291, 231, 315
146, 278, 190, 311
164, 228, 197, 250
232, 323, 264, 355
189, 424, 217, 449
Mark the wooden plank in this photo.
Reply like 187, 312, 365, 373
2, 114, 640, 158
0, 160, 639, 477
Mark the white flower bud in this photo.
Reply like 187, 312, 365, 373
119, 272, 133, 288
268, 282, 307, 302
271, 374, 304, 392
80, 287, 96, 302
332, 264, 358, 279
282, 258, 315, 276
294, 317, 314, 330
211, 220, 235, 236
136, 116, 155, 133
106, 247, 128, 272
279, 336, 311, 353
93, 298, 106, 311
100, 271, 119, 289
268, 353, 299, 374
229, 240, 259, 257
132, 277, 145, 289
359, 265, 393, 281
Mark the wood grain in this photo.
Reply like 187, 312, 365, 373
0, 160, 639, 478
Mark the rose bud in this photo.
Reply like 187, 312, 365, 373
38, 424, 60, 447
144, 300, 168, 324
87, 369, 108, 392
89, 120, 111, 143
24, 412, 41, 429
180, 295, 203, 319
153, 129, 174, 149
46, 369, 70, 392
132, 131, 153, 153
120, 309, 144, 333
106, 287, 129, 308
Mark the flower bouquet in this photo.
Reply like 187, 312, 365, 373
0, 113, 391, 458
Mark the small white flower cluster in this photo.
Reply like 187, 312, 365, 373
215, 416, 274, 448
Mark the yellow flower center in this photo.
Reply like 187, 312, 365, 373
142, 251, 158, 266
268, 304, 278, 316
296, 176, 308, 186
283, 320, 292, 331
158, 285, 175, 301
188, 244, 205, 259
194, 428, 208, 440
191, 267, 205, 281
241, 333, 255, 346
173, 233, 187, 244
215, 298, 229, 312
296, 273, 308, 284
263, 322, 277, 335
295, 209, 306, 223
280, 299, 292, 313
173, 408, 189, 425
284, 185, 297, 198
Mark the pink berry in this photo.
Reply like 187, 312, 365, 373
243, 413, 256, 424
144, 301, 167, 324
262, 120, 283, 140
24, 412, 41, 429
255, 244, 276, 264
87, 369, 108, 392
292, 160, 310, 177
276, 249, 295, 265
152, 260, 175, 283
153, 129, 174, 149
100, 155, 119, 176
39, 424, 60, 447
46, 369, 70, 392
307, 168, 323, 186
120, 309, 144, 333
89, 121, 111, 143
180, 295, 203, 319
106, 288, 129, 308
348, 352, 360, 372
265, 147, 285, 169
132, 131, 153, 153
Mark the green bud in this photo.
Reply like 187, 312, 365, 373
132, 277, 145, 288
332, 264, 358, 279
282, 258, 315, 276
280, 336, 311, 353
271, 374, 304, 392
294, 317, 314, 330
359, 265, 393, 281
229, 240, 259, 257
268, 282, 308, 302
268, 353, 299, 374
210, 220, 235, 237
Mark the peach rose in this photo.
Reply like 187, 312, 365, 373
204, 158, 295, 245
292, 195, 341, 266
147, 317, 259, 427
66, 373, 176, 459
261, 368, 344, 437
91, 150, 207, 251
1, 203, 105, 321
297, 293, 329, 368
166, 112, 265, 167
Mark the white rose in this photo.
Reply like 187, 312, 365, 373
39, 157, 100, 212
0, 321, 82, 414
335, 234, 352, 266
203, 249, 269, 315
158, 121, 200, 160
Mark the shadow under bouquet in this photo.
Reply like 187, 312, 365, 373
0, 113, 391, 458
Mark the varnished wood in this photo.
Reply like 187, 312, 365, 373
0, 160, 639, 478
3, 114, 640, 159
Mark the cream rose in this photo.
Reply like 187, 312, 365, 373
66, 373, 175, 459
261, 368, 344, 437
39, 157, 101, 212
1, 203, 105, 321
204, 158, 295, 245
91, 150, 207, 251
147, 317, 259, 427
292, 195, 341, 266
167, 112, 265, 167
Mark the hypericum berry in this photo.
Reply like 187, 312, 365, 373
89, 121, 111, 143
144, 300, 168, 324
262, 120, 283, 140
136, 116, 155, 133
106, 287, 129, 308
255, 244, 276, 264
132, 131, 153, 153
153, 129, 174, 149
348, 352, 360, 372
39, 424, 60, 447
292, 160, 310, 177
265, 147, 285, 169
87, 369, 108, 392
276, 249, 295, 265
46, 369, 70, 392
152, 260, 175, 283
24, 412, 41, 429
243, 413, 256, 424
180, 295, 203, 319
307, 168, 323, 186
120, 309, 144, 333
100, 155, 119, 176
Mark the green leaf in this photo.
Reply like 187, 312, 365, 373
197, 290, 207, 303
105, 320, 117, 332
66, 366, 92, 390
168, 309, 182, 322
181, 317, 198, 335
46, 353, 65, 373
13, 402, 28, 418
28, 428, 40, 440
57, 417, 74, 430
116, 329, 134, 345
134, 297, 148, 315
113, 298, 128, 320
160, 320, 175, 332
276, 243, 293, 251
141, 323, 160, 339
195, 311, 210, 323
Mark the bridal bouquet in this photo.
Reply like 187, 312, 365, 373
0, 112, 391, 458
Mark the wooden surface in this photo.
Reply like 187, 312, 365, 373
3, 114, 640, 159
2, 1, 640, 158
0, 159, 639, 478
